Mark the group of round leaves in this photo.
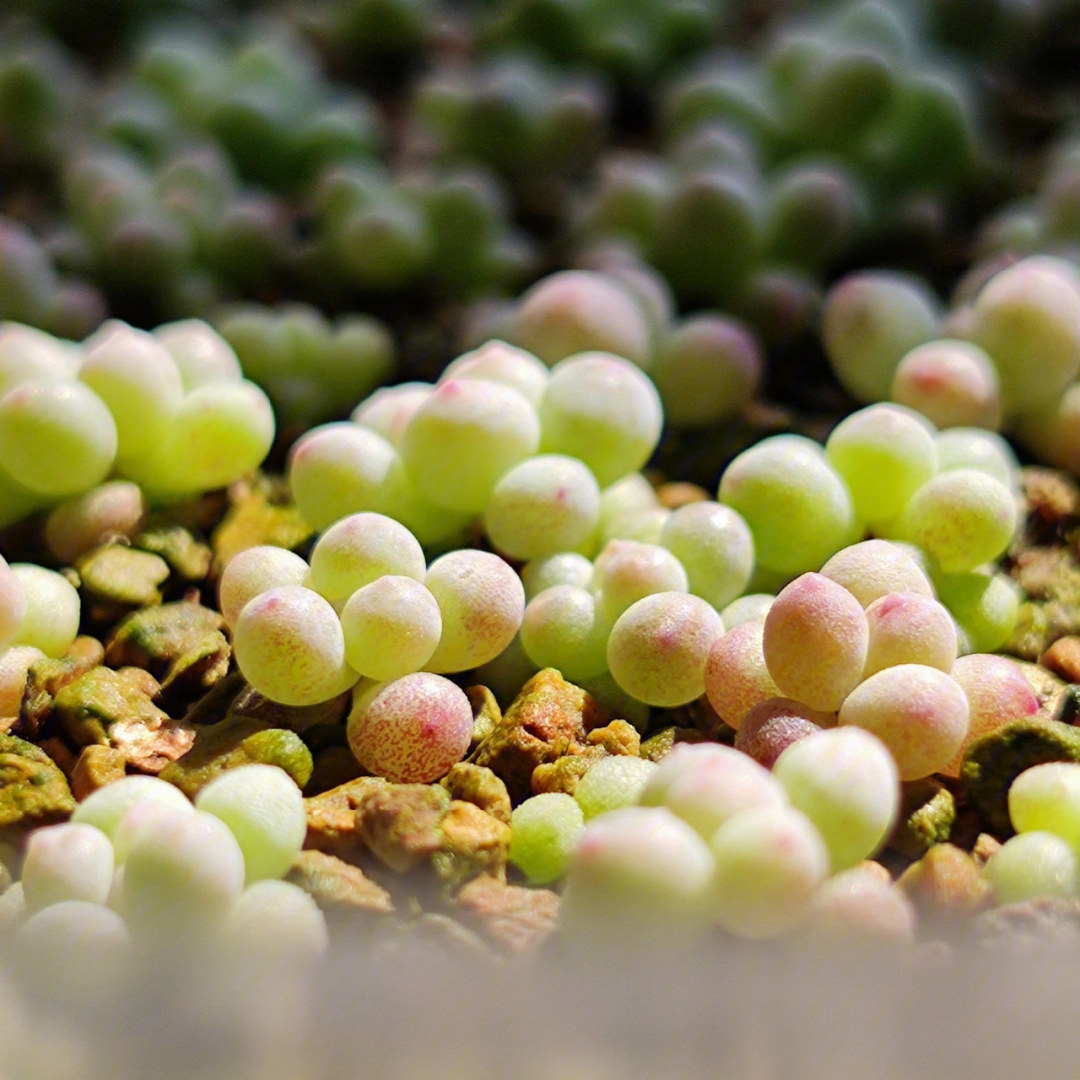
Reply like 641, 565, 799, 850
516, 395, 1019, 714
220, 512, 528, 784
719, 403, 1018, 583
518, 494, 755, 707
703, 538, 1038, 783
511, 735, 909, 943
288, 339, 663, 554
509, 539, 1045, 933
823, 256, 1080, 477
0, 319, 274, 525
12, 768, 325, 996
504, 269, 764, 431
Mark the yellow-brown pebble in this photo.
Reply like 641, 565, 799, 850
1041, 636, 1080, 684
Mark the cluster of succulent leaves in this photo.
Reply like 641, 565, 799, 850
0, 0, 1077, 388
